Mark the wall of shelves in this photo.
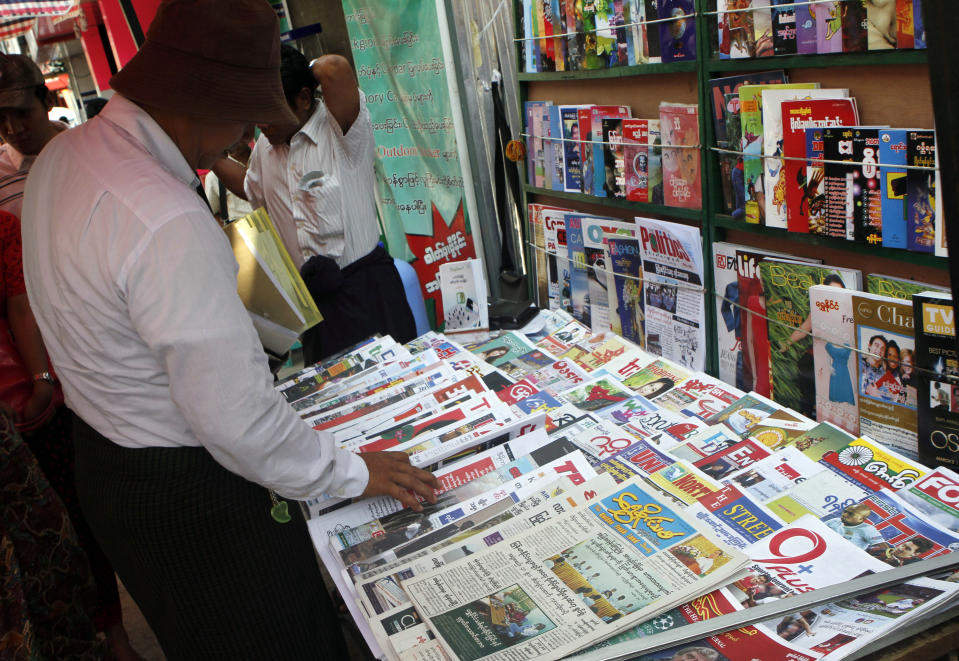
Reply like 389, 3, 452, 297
514, 0, 949, 378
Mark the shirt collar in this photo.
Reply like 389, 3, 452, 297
293, 102, 326, 146
98, 95, 199, 188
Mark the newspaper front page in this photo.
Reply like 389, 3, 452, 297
401, 476, 748, 661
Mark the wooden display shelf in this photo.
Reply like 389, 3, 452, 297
712, 214, 949, 270
705, 49, 928, 73
517, 60, 697, 81
525, 184, 704, 222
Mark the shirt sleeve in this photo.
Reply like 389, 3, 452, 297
122, 211, 368, 500
327, 89, 374, 170
244, 138, 267, 210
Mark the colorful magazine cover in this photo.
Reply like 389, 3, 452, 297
866, 274, 949, 300
914, 291, 959, 469
637, 217, 706, 370
760, 260, 861, 419
601, 117, 627, 199
659, 102, 700, 209
565, 214, 590, 325
582, 218, 635, 335
622, 118, 650, 202
780, 98, 858, 234
657, 0, 696, 62
822, 126, 857, 240
906, 129, 936, 253
815, 1, 843, 53
853, 291, 920, 458
810, 284, 859, 436
588, 105, 632, 196
607, 235, 645, 346
771, 0, 797, 55
879, 128, 911, 249
852, 127, 883, 245
739, 83, 815, 225
542, 205, 573, 312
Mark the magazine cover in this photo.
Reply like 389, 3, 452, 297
896, 0, 915, 48
439, 259, 488, 336
708, 71, 788, 216
879, 128, 911, 249
794, 0, 816, 54
842, 0, 867, 52
852, 127, 883, 244
561, 105, 586, 192
646, 119, 663, 205
781, 98, 858, 234
657, 0, 696, 62
803, 125, 828, 235
867, 0, 897, 49
810, 284, 859, 436
822, 126, 857, 240
815, 1, 842, 53
866, 274, 949, 300
735, 250, 772, 396
565, 214, 589, 325
659, 102, 700, 209
854, 291, 919, 458
601, 117, 627, 199
762, 87, 855, 231
899, 467, 959, 533
582, 218, 635, 334
713, 242, 743, 390
751, 0, 773, 57
914, 291, 959, 469
564, 0, 585, 70
577, 107, 593, 194
586, 106, 632, 196
637, 217, 706, 370
622, 118, 650, 202
739, 83, 815, 225
906, 129, 936, 253
524, 101, 549, 187
467, 332, 537, 368
771, 0, 797, 55
607, 237, 644, 347
914, 0, 925, 48
760, 260, 861, 419
542, 205, 572, 312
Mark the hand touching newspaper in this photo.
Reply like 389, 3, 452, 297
360, 451, 441, 511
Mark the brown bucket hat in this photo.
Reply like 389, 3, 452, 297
0, 54, 45, 110
110, 0, 296, 126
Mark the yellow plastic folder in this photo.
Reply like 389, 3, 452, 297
225, 207, 322, 354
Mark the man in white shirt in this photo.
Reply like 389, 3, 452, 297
214, 45, 415, 364
21, 1, 437, 658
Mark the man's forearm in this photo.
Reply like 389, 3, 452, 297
211, 157, 249, 200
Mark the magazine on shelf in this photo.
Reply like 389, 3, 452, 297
878, 128, 911, 249
780, 97, 858, 234
759, 259, 862, 420
866, 274, 949, 300
913, 291, 959, 469
585, 105, 631, 197
401, 476, 748, 661
898, 467, 959, 533
636, 217, 705, 371
906, 129, 936, 254
658, 102, 700, 209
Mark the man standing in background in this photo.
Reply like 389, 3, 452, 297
214, 45, 415, 364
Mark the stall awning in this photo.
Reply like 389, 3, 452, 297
0, 1, 75, 18
0, 17, 35, 39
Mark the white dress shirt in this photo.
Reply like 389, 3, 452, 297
20, 95, 368, 501
245, 89, 380, 270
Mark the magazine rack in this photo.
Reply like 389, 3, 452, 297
513, 0, 949, 378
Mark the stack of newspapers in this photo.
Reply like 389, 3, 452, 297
276, 312, 959, 661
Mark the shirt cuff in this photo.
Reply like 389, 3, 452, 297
330, 446, 370, 499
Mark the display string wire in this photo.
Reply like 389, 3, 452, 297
702, 0, 871, 17
513, 10, 695, 41
521, 132, 700, 150
513, 1, 862, 42
519, 133, 940, 171
710, 145, 940, 173
525, 241, 953, 381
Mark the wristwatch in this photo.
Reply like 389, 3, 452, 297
32, 372, 57, 385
